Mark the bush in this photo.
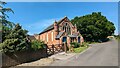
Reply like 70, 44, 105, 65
31, 40, 46, 51
81, 42, 89, 47
70, 42, 80, 48
0, 38, 30, 53
0, 24, 30, 53
114, 35, 120, 40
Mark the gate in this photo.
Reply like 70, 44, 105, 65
47, 44, 64, 55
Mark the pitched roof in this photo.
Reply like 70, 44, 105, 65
39, 24, 54, 35
56, 32, 64, 39
39, 16, 68, 35
68, 35, 77, 38
27, 35, 36, 40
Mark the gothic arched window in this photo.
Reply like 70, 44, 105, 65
62, 23, 71, 34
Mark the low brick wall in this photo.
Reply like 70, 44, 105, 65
2, 49, 48, 67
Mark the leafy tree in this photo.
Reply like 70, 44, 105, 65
0, 24, 30, 53
0, 1, 15, 42
0, 1, 30, 53
71, 12, 115, 42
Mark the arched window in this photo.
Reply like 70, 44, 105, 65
62, 23, 71, 34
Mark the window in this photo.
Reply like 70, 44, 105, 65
51, 32, 53, 41
47, 33, 48, 42
62, 37, 67, 42
65, 27, 66, 32
62, 23, 71, 34
66, 23, 67, 26
78, 37, 80, 43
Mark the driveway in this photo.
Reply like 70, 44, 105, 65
49, 39, 118, 66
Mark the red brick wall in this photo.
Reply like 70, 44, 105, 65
39, 17, 81, 46
39, 29, 58, 45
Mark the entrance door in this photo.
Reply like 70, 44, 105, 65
78, 37, 80, 43
62, 37, 67, 43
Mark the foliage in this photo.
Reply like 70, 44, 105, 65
80, 42, 89, 47
114, 35, 120, 40
0, 24, 30, 53
0, 1, 14, 18
31, 40, 46, 51
0, 1, 15, 42
0, 23, 2, 30
71, 12, 115, 42
0, 1, 31, 53
70, 42, 80, 48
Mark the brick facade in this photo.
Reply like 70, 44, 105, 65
36, 16, 84, 48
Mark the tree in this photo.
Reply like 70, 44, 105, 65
71, 12, 115, 42
0, 1, 15, 42
0, 1, 30, 53
0, 24, 30, 53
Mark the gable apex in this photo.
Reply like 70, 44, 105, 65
39, 16, 70, 35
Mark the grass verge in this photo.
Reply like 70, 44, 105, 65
73, 46, 89, 53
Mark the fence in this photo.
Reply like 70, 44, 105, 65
47, 44, 64, 55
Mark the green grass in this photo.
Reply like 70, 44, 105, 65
73, 46, 89, 53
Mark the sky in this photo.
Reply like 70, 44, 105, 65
4, 2, 118, 35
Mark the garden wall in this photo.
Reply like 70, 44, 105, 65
2, 48, 47, 67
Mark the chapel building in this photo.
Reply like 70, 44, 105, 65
36, 16, 84, 47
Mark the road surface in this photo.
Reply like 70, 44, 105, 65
49, 39, 118, 66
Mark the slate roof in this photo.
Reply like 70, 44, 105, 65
73, 33, 79, 36
39, 16, 68, 35
68, 35, 77, 38
27, 35, 36, 40
56, 32, 64, 39
39, 24, 54, 34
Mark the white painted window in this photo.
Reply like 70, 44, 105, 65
51, 32, 53, 41
47, 33, 48, 42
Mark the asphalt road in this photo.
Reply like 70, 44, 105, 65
49, 39, 118, 66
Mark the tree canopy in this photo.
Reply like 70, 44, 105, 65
0, 1, 30, 53
1, 24, 30, 53
0, 1, 15, 42
71, 12, 115, 42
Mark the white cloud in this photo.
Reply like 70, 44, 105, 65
25, 18, 60, 35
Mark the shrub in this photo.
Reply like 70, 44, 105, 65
81, 42, 89, 47
0, 24, 30, 53
31, 40, 46, 51
70, 42, 80, 48
114, 35, 120, 40
0, 38, 29, 53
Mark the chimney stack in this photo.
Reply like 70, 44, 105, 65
54, 20, 58, 37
